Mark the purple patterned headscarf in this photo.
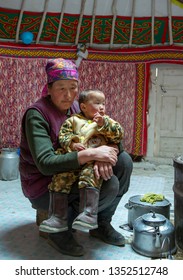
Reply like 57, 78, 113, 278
42, 58, 78, 96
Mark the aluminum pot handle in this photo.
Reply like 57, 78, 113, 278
124, 203, 133, 209
125, 203, 142, 209
125, 203, 133, 209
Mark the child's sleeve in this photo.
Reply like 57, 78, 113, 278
97, 115, 124, 144
59, 117, 80, 152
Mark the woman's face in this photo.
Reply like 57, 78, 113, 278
48, 80, 78, 112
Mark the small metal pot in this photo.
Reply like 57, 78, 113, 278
131, 212, 176, 258
125, 195, 171, 229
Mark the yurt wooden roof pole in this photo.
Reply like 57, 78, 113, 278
110, 0, 117, 48
167, 0, 173, 45
56, 0, 66, 45
129, 0, 135, 47
36, 0, 49, 44
15, 0, 26, 42
90, 0, 97, 47
75, 0, 86, 45
151, 0, 155, 46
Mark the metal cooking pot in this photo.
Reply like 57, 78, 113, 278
125, 195, 171, 229
131, 212, 176, 258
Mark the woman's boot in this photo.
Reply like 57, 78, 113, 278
39, 192, 68, 233
72, 187, 99, 231
48, 231, 84, 256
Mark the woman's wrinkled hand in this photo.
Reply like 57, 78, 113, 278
94, 145, 118, 166
77, 145, 118, 167
94, 161, 114, 181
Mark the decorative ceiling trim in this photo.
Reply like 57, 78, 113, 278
1, 42, 183, 64
1, 7, 183, 48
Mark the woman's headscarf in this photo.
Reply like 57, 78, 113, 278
42, 58, 79, 96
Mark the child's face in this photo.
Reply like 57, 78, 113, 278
81, 91, 106, 119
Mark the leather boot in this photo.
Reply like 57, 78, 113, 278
72, 187, 99, 231
89, 222, 126, 246
39, 192, 68, 233
48, 231, 84, 256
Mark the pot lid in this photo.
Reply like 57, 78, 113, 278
129, 194, 170, 206
142, 212, 166, 226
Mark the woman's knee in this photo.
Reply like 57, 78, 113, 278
113, 151, 133, 177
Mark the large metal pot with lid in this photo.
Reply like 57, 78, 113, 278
125, 194, 171, 229
131, 212, 176, 258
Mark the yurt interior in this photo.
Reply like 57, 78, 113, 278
0, 0, 183, 264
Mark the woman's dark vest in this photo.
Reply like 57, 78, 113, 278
19, 96, 80, 199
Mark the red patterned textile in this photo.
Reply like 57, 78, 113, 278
0, 57, 136, 154
6, 43, 183, 155
0, 57, 47, 148
79, 61, 137, 154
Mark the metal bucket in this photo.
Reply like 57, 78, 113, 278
173, 156, 183, 250
0, 148, 19, 181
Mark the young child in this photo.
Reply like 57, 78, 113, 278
39, 89, 124, 233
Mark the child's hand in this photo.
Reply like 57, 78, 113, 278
93, 112, 104, 127
71, 142, 86, 151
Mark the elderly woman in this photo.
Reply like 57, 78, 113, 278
19, 58, 133, 257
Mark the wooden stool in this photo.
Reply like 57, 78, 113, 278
36, 209, 49, 239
